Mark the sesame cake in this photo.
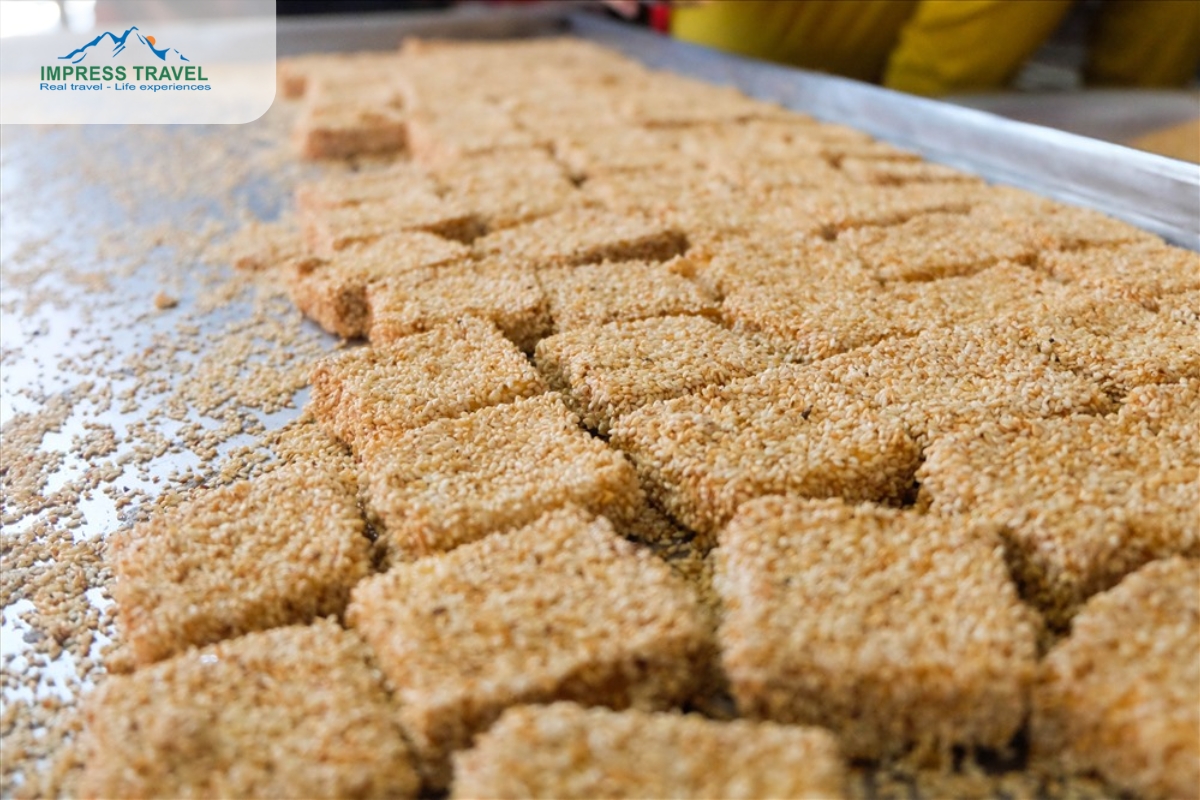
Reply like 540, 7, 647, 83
287, 232, 469, 338
538, 258, 718, 332
716, 496, 1040, 759
1032, 557, 1199, 800
918, 414, 1199, 626
609, 367, 921, 540
471, 206, 688, 268
107, 459, 371, 666
347, 506, 712, 789
308, 317, 546, 447
357, 393, 644, 562
78, 620, 421, 799
452, 703, 848, 800
534, 315, 778, 435
365, 258, 550, 351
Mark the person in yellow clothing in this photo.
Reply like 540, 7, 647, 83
666, 0, 1200, 96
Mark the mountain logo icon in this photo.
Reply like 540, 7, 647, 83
59, 26, 189, 64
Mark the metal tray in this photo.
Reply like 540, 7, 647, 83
0, 8, 1195, 794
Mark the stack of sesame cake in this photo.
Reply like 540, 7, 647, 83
85, 37, 1199, 799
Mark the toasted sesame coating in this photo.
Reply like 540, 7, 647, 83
538, 258, 718, 332
452, 702, 848, 800
918, 415, 1199, 627
1032, 557, 1199, 800
357, 394, 644, 562
308, 318, 546, 447
78, 620, 421, 799
1117, 377, 1200, 438
552, 125, 691, 177
717, 496, 1039, 759
472, 207, 688, 268
609, 367, 921, 540
287, 233, 470, 338
1019, 293, 1200, 394
614, 78, 784, 127
773, 183, 977, 236
535, 316, 778, 435
430, 147, 584, 231
1036, 242, 1200, 308
839, 211, 1036, 281
994, 202, 1161, 251
365, 258, 550, 352
678, 118, 846, 165
406, 107, 540, 166
1157, 287, 1199, 325
294, 162, 439, 215
580, 165, 734, 215
690, 230, 872, 300
717, 156, 849, 192
106, 459, 372, 666
725, 262, 1071, 362
796, 324, 1113, 444
347, 506, 712, 790
301, 188, 478, 255
295, 99, 408, 161
838, 157, 983, 186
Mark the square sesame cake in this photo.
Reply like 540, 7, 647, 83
538, 258, 718, 332
430, 146, 582, 231
452, 703, 847, 800
917, 414, 1199, 627
107, 459, 371, 666
301, 188, 478, 255
295, 99, 408, 161
716, 496, 1039, 759
471, 207, 688, 268
287, 232, 470, 338
1016, 293, 1200, 394
357, 393, 644, 562
838, 211, 1036, 281
795, 323, 1113, 444
609, 367, 921, 540
534, 315, 778, 435
78, 620, 421, 799
365, 258, 550, 352
1035, 242, 1199, 308
347, 506, 712, 789
1032, 557, 1199, 800
308, 317, 546, 447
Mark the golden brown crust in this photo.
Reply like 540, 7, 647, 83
717, 497, 1040, 759
347, 507, 712, 790
452, 703, 848, 800
609, 368, 921, 541
534, 315, 778, 435
308, 317, 547, 447
1032, 557, 1200, 800
107, 460, 371, 666
358, 394, 645, 562
78, 620, 421, 799
918, 413, 1199, 627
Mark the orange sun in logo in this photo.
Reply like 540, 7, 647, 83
145, 35, 156, 46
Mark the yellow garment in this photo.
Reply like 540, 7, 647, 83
671, 0, 920, 84
1086, 0, 1200, 87
671, 0, 1200, 96
883, 0, 1074, 95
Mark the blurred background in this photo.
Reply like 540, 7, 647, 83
2, 0, 1196, 161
